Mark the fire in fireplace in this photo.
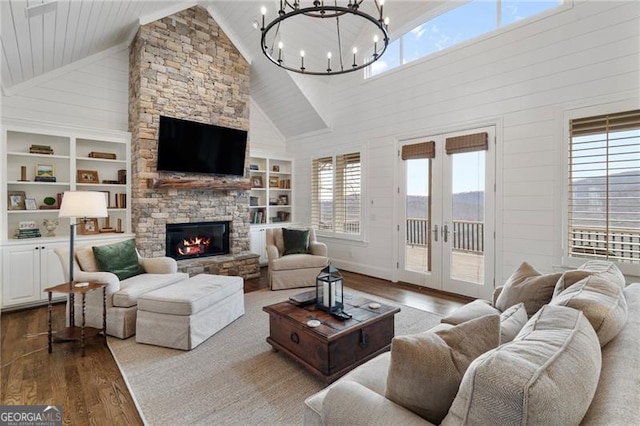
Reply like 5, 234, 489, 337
166, 221, 230, 260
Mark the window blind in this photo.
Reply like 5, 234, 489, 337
401, 141, 435, 160
335, 153, 361, 234
568, 109, 640, 263
445, 132, 488, 155
311, 157, 333, 231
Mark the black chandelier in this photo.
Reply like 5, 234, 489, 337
260, 1, 389, 76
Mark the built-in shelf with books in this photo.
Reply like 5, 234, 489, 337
1, 119, 132, 242
248, 155, 292, 225
1, 119, 133, 310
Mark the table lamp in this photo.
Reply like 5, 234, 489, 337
58, 191, 108, 287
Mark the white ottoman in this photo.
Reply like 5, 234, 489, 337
136, 274, 244, 350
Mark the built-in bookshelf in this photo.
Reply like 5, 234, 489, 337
248, 155, 292, 225
1, 119, 131, 242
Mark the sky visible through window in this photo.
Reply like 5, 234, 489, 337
370, 0, 561, 77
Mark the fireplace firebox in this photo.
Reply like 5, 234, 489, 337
166, 221, 230, 260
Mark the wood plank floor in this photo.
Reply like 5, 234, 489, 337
1, 268, 470, 424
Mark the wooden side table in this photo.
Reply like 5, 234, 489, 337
44, 281, 107, 357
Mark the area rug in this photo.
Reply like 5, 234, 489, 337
107, 288, 443, 425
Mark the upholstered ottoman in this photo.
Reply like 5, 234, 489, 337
135, 274, 244, 350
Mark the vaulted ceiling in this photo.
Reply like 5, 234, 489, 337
1, 1, 441, 138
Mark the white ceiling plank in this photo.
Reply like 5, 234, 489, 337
10, 0, 35, 81
111, 1, 137, 42
80, 0, 104, 60
71, 0, 94, 62
61, 0, 82, 65
1, 40, 16, 88
27, 0, 45, 76
41, 1, 56, 73
51, 0, 69, 69
1, 0, 23, 86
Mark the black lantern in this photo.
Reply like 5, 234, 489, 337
316, 264, 344, 314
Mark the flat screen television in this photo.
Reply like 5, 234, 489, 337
157, 115, 247, 176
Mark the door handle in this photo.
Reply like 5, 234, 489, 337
433, 224, 438, 242
442, 224, 449, 243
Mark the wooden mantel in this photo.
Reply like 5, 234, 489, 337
147, 178, 252, 190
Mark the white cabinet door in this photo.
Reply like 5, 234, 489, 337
39, 243, 67, 300
2, 245, 40, 306
250, 227, 267, 265
1, 242, 67, 307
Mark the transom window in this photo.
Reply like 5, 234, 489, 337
368, 0, 562, 78
568, 110, 640, 265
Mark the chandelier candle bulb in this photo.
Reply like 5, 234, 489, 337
300, 50, 305, 71
327, 52, 332, 72
260, 1, 389, 76
278, 41, 283, 62
260, 6, 266, 30
352, 47, 358, 67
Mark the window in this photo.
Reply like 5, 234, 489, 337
568, 110, 640, 265
312, 153, 362, 237
368, 0, 562, 77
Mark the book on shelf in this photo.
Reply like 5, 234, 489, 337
278, 179, 291, 189
89, 151, 117, 159
15, 228, 42, 239
34, 176, 57, 182
115, 193, 127, 208
29, 144, 54, 155
252, 209, 265, 224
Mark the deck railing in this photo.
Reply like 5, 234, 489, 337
569, 226, 640, 262
406, 219, 484, 254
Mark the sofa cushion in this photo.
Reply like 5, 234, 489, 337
550, 274, 627, 347
93, 239, 145, 281
578, 260, 626, 290
270, 253, 329, 271
282, 228, 310, 255
499, 302, 528, 344
75, 245, 100, 272
112, 272, 188, 308
441, 299, 500, 325
553, 270, 594, 298
442, 305, 601, 426
385, 315, 500, 424
495, 261, 562, 317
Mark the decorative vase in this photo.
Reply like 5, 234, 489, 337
43, 219, 59, 237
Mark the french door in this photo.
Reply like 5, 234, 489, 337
397, 126, 495, 299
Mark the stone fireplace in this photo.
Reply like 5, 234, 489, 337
128, 6, 259, 279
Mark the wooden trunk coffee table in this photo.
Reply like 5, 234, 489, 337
263, 293, 400, 383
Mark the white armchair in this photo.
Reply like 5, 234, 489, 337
55, 239, 188, 338
265, 228, 329, 290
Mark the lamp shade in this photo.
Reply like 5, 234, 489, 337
58, 191, 108, 218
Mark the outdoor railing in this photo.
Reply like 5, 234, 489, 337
569, 226, 640, 262
406, 219, 484, 254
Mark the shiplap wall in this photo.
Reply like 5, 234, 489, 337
1, 47, 130, 131
287, 0, 640, 284
0, 46, 285, 151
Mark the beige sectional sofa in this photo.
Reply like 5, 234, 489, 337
304, 261, 640, 425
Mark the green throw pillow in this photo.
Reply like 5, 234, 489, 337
92, 239, 145, 280
282, 228, 310, 255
